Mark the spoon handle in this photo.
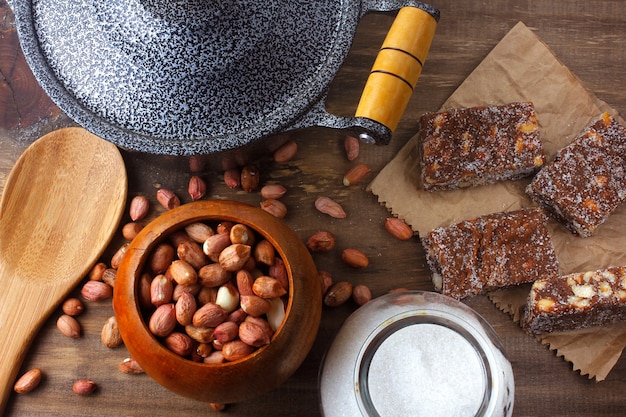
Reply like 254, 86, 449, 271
0, 271, 57, 413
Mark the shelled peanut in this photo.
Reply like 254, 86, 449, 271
140, 221, 289, 363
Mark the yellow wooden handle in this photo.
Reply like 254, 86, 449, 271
355, 6, 437, 132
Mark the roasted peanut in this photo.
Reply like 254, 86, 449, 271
72, 379, 97, 396
341, 248, 369, 269
273, 140, 298, 163
324, 281, 353, 307
315, 197, 346, 219
14, 368, 43, 394
129, 195, 150, 221
385, 217, 414, 240
188, 175, 207, 201
240, 165, 260, 192
343, 163, 371, 186
156, 188, 181, 210
344, 135, 360, 161
306, 231, 336, 253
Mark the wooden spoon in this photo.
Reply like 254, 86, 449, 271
0, 127, 127, 412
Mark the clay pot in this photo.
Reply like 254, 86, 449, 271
113, 200, 321, 404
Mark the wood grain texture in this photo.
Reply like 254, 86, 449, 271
2, 1, 626, 416
0, 20, 60, 129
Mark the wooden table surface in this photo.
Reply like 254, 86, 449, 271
2, 1, 626, 416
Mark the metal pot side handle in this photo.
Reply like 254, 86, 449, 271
355, 5, 438, 140
290, 3, 439, 145
286, 3, 438, 146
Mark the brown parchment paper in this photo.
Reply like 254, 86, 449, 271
369, 21, 626, 380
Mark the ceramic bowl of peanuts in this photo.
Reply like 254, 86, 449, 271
113, 199, 322, 405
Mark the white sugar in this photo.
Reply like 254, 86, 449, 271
366, 323, 485, 417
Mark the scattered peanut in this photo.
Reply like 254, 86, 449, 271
14, 368, 43, 394
61, 297, 85, 316
101, 316, 123, 348
122, 221, 144, 240
341, 248, 369, 269
88, 262, 107, 281
188, 175, 207, 201
129, 195, 150, 221
72, 379, 97, 396
260, 199, 287, 218
384, 217, 414, 241
110, 242, 129, 269
324, 281, 353, 307
318, 270, 333, 296
260, 184, 287, 199
344, 135, 360, 161
343, 163, 371, 186
223, 168, 241, 189
273, 139, 298, 162
352, 284, 372, 306
210, 403, 226, 412
81, 280, 113, 301
306, 231, 336, 253
56, 314, 81, 339
119, 357, 144, 375
388, 287, 410, 294
188, 155, 206, 173
102, 268, 117, 288
240, 164, 260, 192
314, 196, 346, 219
156, 188, 181, 210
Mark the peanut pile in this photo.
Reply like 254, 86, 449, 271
140, 221, 288, 363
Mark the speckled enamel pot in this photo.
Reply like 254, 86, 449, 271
9, 0, 438, 156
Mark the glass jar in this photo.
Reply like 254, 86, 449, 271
319, 291, 514, 417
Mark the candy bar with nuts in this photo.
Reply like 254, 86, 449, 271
522, 266, 626, 334
422, 208, 558, 299
418, 102, 545, 191
526, 112, 626, 237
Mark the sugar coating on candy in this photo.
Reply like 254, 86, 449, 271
523, 266, 626, 334
526, 112, 626, 237
422, 208, 558, 299
418, 102, 545, 191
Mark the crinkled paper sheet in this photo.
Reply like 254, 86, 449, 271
369, 21, 626, 381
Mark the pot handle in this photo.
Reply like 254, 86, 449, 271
287, 2, 438, 145
355, 3, 438, 142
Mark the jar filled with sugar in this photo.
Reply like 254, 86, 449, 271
319, 291, 514, 417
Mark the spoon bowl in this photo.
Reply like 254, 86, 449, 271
0, 127, 127, 412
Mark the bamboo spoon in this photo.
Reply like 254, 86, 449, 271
0, 127, 127, 413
